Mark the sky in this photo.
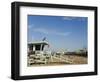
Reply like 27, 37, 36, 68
28, 15, 88, 52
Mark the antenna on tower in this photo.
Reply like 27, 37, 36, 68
42, 37, 46, 41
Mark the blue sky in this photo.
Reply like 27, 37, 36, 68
28, 15, 88, 51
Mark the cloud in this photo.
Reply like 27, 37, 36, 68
33, 28, 49, 34
33, 28, 71, 36
55, 32, 71, 36
28, 24, 34, 29
63, 17, 75, 20
63, 16, 87, 21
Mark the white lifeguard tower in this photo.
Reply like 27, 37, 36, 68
28, 40, 51, 65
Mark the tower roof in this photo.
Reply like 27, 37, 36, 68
28, 41, 49, 45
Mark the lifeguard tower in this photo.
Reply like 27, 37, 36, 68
27, 40, 51, 66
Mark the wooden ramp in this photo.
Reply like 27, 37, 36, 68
51, 55, 73, 64
28, 54, 74, 66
